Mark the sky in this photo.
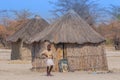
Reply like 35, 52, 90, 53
0, 0, 120, 20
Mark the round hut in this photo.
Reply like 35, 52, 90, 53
28, 10, 108, 72
7, 16, 49, 60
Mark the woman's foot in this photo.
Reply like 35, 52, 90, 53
49, 73, 54, 76
46, 73, 53, 76
46, 73, 50, 76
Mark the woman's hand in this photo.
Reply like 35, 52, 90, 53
42, 54, 48, 57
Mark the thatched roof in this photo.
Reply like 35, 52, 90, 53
28, 10, 105, 44
7, 16, 49, 43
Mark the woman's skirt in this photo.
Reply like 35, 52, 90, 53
46, 59, 54, 66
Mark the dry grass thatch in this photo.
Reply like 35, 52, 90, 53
28, 10, 105, 44
7, 16, 49, 43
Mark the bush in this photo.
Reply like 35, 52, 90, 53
105, 39, 113, 45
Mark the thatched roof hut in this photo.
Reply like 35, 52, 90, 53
7, 16, 49, 60
28, 10, 108, 72
29, 11, 104, 44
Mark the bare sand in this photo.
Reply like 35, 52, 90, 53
0, 48, 120, 80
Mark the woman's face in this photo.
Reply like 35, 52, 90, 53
47, 45, 51, 50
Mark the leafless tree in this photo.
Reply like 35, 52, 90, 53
11, 9, 33, 21
0, 9, 33, 27
49, 0, 105, 26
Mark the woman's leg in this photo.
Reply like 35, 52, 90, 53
47, 66, 49, 76
49, 65, 53, 75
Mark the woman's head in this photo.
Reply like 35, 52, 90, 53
47, 44, 51, 51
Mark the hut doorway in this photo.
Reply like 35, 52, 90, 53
53, 44, 63, 71
53, 43, 68, 72
55, 43, 67, 59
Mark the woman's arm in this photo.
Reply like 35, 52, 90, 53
41, 53, 48, 57
41, 50, 48, 57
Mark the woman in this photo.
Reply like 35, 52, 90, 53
41, 44, 54, 76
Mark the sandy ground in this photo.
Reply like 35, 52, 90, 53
0, 47, 120, 80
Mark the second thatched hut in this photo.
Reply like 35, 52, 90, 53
7, 16, 49, 60
28, 10, 108, 72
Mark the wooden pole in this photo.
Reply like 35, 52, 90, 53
63, 43, 65, 59
63, 43, 67, 59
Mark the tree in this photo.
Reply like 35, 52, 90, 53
97, 20, 120, 42
0, 9, 33, 35
0, 25, 7, 47
11, 9, 33, 21
49, 0, 105, 26
109, 5, 120, 20
0, 25, 6, 37
0, 9, 33, 47
0, 10, 11, 27
0, 9, 33, 27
